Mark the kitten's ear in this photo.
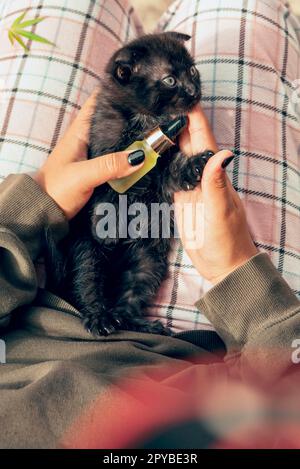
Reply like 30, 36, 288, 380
109, 45, 147, 84
115, 45, 147, 64
164, 32, 192, 43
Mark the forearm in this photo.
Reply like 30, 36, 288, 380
0, 174, 68, 260
0, 174, 68, 321
196, 253, 300, 384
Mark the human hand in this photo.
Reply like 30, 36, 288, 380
176, 105, 258, 285
33, 90, 145, 220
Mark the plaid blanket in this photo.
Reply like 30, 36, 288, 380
0, 0, 299, 333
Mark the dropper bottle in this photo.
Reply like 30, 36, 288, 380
108, 116, 188, 194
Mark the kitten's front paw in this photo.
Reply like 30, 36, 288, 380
182, 150, 214, 190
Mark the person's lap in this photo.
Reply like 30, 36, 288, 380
0, 0, 299, 333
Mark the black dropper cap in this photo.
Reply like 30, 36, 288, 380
160, 116, 188, 141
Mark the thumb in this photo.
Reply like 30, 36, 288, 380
201, 150, 235, 207
76, 149, 145, 190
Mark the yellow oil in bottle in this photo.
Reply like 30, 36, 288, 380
108, 140, 160, 194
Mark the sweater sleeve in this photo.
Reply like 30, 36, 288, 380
0, 174, 68, 324
196, 253, 300, 384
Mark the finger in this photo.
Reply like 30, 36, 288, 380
67, 87, 100, 146
51, 88, 101, 165
201, 150, 235, 212
179, 104, 218, 156
76, 150, 145, 190
215, 154, 243, 208
188, 105, 218, 154
174, 184, 202, 205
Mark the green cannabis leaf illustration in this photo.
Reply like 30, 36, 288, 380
6, 11, 54, 53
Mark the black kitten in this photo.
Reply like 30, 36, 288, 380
48, 32, 213, 336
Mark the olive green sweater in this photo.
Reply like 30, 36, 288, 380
0, 174, 299, 448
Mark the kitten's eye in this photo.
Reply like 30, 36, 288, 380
116, 65, 130, 80
114, 64, 132, 84
190, 65, 197, 77
162, 76, 177, 87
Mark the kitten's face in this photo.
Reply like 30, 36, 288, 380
106, 32, 201, 118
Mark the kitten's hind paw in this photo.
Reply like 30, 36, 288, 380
83, 310, 171, 337
124, 318, 172, 336
83, 313, 122, 337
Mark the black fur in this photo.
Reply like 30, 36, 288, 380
47, 32, 213, 336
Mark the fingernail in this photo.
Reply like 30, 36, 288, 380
128, 150, 145, 166
222, 154, 235, 169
